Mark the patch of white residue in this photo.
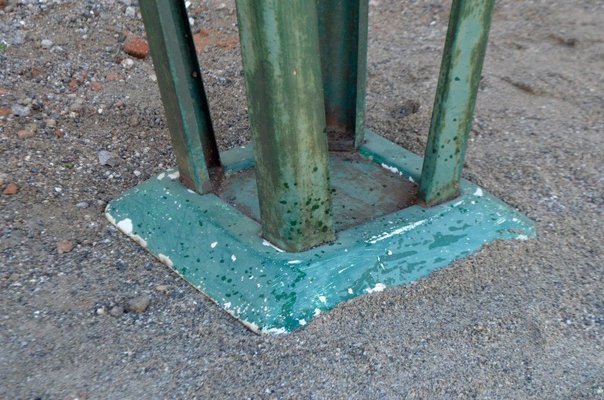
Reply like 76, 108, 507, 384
262, 239, 285, 253
474, 188, 484, 197
408, 176, 415, 183
130, 234, 147, 248
517, 234, 529, 241
116, 218, 133, 235
158, 253, 174, 267
210, 241, 218, 248
387, 250, 393, 256
367, 219, 427, 244
381, 163, 402, 175
231, 254, 237, 262
262, 327, 288, 335
318, 295, 327, 304
453, 200, 464, 207
224, 302, 232, 309
365, 283, 386, 293
187, 189, 195, 194
157, 172, 166, 180
314, 308, 322, 316
495, 217, 506, 225
168, 171, 180, 180
347, 288, 353, 294
287, 260, 302, 265
298, 319, 307, 326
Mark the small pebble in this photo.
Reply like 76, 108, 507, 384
121, 58, 134, 69
41, 39, 53, 49
126, 295, 151, 313
76, 201, 89, 209
109, 305, 125, 317
17, 129, 35, 139
57, 240, 74, 254
3, 182, 18, 195
98, 150, 120, 167
45, 119, 57, 128
155, 285, 171, 295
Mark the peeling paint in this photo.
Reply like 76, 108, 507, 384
318, 295, 327, 303
157, 172, 166, 180
380, 163, 402, 175
262, 327, 288, 335
262, 239, 285, 253
105, 211, 117, 226
168, 171, 180, 180
347, 288, 353, 294
211, 241, 218, 248
231, 254, 237, 262
117, 218, 133, 235
314, 308, 322, 316
365, 283, 386, 293
298, 319, 307, 326
158, 253, 174, 268
474, 188, 483, 197
367, 219, 427, 244
287, 260, 302, 265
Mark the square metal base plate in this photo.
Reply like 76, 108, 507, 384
106, 131, 535, 334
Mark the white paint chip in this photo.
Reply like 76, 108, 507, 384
318, 295, 327, 304
116, 218, 133, 235
262, 239, 285, 253
367, 219, 427, 244
314, 308, 322, 316
474, 188, 484, 197
168, 171, 180, 180
347, 288, 353, 294
231, 254, 237, 262
298, 319, 307, 326
287, 260, 302, 265
381, 163, 402, 175
210, 241, 218, 248
365, 283, 386, 294
157, 172, 165, 180
158, 253, 174, 268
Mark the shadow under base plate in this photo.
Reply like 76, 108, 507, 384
106, 131, 535, 334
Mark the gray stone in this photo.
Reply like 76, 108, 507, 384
126, 295, 150, 313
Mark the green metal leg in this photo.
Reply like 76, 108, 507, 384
316, 0, 369, 150
139, 0, 221, 194
419, 0, 495, 206
235, 0, 335, 252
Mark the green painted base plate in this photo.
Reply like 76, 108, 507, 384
105, 131, 535, 334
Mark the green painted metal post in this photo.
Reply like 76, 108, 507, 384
235, 0, 335, 252
316, 0, 369, 150
139, 0, 221, 194
419, 0, 495, 206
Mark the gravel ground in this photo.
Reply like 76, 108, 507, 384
1, 0, 603, 399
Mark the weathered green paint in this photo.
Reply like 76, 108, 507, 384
419, 0, 495, 206
139, 0, 220, 193
106, 130, 535, 334
316, 0, 369, 150
235, 0, 335, 252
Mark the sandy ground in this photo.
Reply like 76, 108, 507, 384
1, 0, 603, 399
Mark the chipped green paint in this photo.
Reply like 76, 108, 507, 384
235, 0, 334, 252
316, 0, 369, 150
419, 0, 495, 206
139, 0, 220, 194
106, 130, 535, 334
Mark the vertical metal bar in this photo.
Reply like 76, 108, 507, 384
418, 0, 495, 206
316, 0, 369, 150
235, 0, 335, 252
139, 0, 221, 194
